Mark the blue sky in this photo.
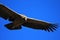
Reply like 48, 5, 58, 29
0, 0, 60, 40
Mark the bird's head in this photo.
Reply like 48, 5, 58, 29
19, 14, 27, 21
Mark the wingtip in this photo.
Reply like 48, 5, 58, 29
45, 24, 58, 32
0, 4, 4, 6
0, 4, 5, 8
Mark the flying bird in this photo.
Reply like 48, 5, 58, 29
0, 4, 57, 32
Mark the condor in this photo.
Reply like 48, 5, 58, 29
0, 4, 57, 32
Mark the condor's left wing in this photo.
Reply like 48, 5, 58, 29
22, 18, 57, 32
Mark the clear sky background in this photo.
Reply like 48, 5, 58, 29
0, 0, 60, 40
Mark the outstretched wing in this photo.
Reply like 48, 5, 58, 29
22, 18, 57, 32
0, 4, 25, 30
0, 4, 22, 21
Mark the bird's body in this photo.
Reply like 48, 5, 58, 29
0, 4, 57, 32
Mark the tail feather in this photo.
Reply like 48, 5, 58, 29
5, 23, 22, 30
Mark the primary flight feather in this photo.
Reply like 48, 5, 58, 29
0, 4, 57, 32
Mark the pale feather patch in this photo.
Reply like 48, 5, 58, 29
19, 14, 27, 21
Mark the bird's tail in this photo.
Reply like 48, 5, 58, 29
5, 23, 22, 30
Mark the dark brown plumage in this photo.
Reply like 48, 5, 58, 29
0, 4, 57, 32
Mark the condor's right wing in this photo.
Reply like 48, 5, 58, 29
0, 4, 22, 21
0, 4, 25, 30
